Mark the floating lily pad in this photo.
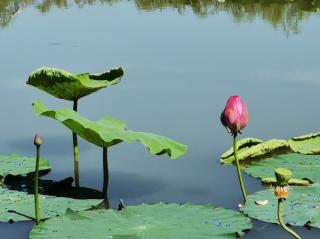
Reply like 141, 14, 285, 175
220, 139, 289, 165
0, 187, 101, 222
0, 154, 51, 181
288, 132, 320, 154
27, 67, 124, 101
245, 153, 320, 183
243, 184, 320, 228
30, 203, 252, 239
33, 100, 187, 159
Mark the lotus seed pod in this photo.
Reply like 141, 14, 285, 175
275, 168, 292, 187
34, 135, 42, 146
221, 96, 248, 134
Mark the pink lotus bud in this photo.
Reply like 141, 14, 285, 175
221, 96, 248, 134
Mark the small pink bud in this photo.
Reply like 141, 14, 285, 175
221, 96, 248, 134
34, 135, 42, 146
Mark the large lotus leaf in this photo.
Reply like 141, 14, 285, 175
220, 139, 289, 165
288, 132, 320, 154
33, 100, 187, 159
243, 184, 320, 228
0, 187, 101, 222
245, 153, 320, 183
29, 203, 252, 239
27, 67, 124, 101
0, 154, 51, 180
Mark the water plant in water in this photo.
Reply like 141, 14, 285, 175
27, 67, 124, 188
33, 135, 42, 225
221, 95, 248, 203
32, 100, 188, 208
274, 168, 301, 239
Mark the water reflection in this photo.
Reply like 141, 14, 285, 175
0, 0, 319, 33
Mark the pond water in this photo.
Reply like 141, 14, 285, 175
1, 0, 320, 238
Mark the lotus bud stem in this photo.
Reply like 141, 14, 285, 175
73, 99, 80, 188
274, 168, 301, 239
233, 133, 247, 203
102, 147, 110, 209
34, 134, 41, 225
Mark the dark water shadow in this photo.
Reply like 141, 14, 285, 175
4, 171, 167, 202
4, 175, 102, 199
6, 135, 91, 156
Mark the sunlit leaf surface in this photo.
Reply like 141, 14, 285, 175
288, 132, 320, 154
33, 100, 188, 159
27, 67, 124, 101
245, 153, 320, 183
0, 154, 50, 180
0, 188, 101, 222
30, 203, 252, 239
220, 138, 289, 165
243, 184, 320, 228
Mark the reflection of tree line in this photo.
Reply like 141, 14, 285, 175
1, 0, 319, 33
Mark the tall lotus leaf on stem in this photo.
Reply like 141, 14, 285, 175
27, 67, 124, 188
274, 168, 301, 239
33, 134, 42, 225
32, 100, 188, 209
221, 95, 248, 203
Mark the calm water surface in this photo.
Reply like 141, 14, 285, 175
0, 0, 320, 238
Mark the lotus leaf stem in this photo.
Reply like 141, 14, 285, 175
73, 99, 80, 188
34, 145, 40, 225
277, 199, 302, 239
102, 147, 110, 209
233, 133, 247, 203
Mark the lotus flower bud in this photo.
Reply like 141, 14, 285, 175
34, 135, 42, 147
221, 96, 248, 134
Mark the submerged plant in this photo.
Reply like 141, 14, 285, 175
33, 135, 42, 225
27, 67, 124, 187
221, 95, 248, 203
274, 168, 301, 239
32, 100, 188, 208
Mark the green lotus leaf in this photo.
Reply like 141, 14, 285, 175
0, 187, 101, 222
220, 139, 289, 165
0, 154, 51, 181
220, 138, 263, 160
32, 100, 187, 159
288, 132, 320, 154
245, 153, 320, 183
243, 183, 320, 228
27, 67, 124, 101
29, 203, 252, 239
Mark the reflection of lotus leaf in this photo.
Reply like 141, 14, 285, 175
27, 67, 124, 101
288, 132, 320, 154
243, 184, 320, 228
32, 100, 187, 159
0, 154, 51, 180
30, 203, 252, 239
0, 188, 101, 222
245, 153, 320, 183
220, 138, 289, 165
